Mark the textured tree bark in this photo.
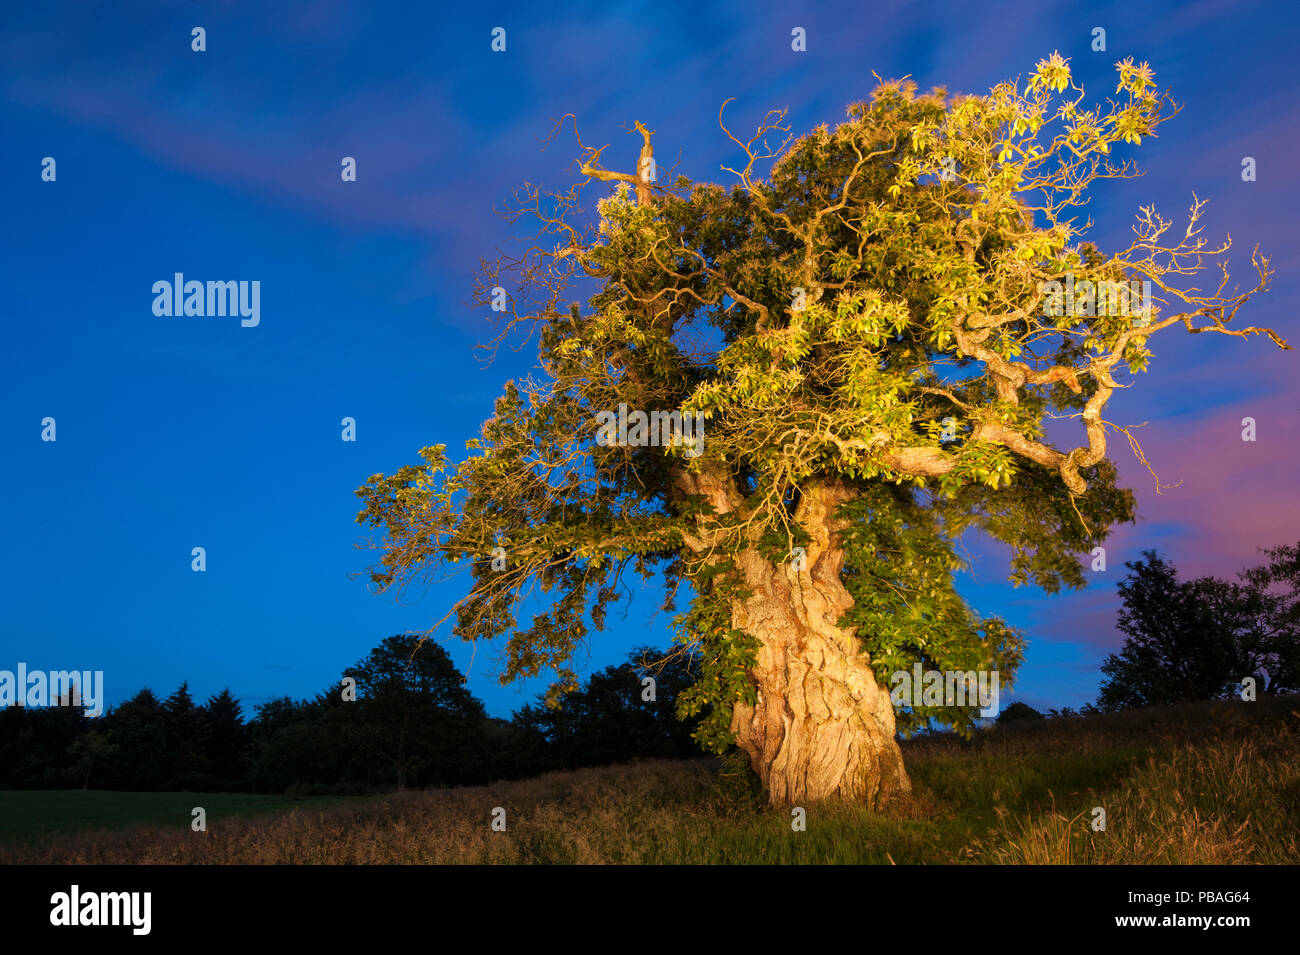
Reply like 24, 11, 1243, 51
727, 483, 911, 809
669, 468, 910, 808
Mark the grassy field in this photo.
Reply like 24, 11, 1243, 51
0, 791, 352, 843
2, 696, 1297, 864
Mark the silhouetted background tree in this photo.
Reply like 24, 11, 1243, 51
1097, 544, 1300, 710
341, 634, 488, 790
996, 702, 1044, 723
512, 646, 703, 771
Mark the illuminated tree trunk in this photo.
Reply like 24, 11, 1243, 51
728, 485, 910, 809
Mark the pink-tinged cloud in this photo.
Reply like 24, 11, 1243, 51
1012, 395, 1299, 653
1112, 401, 1299, 578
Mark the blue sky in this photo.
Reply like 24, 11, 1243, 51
2, 0, 1298, 720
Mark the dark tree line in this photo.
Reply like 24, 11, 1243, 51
0, 636, 702, 794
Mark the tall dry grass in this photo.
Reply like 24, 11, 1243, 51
974, 722, 1300, 864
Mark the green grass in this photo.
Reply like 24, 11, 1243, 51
2, 695, 1297, 863
0, 791, 353, 842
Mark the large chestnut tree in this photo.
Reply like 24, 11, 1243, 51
356, 54, 1284, 807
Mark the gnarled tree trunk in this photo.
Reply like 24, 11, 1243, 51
673, 472, 910, 808
728, 544, 910, 809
